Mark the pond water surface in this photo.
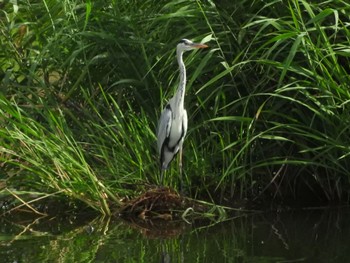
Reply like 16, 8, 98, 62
1, 208, 349, 262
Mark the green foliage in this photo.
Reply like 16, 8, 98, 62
1, 0, 350, 214
207, 0, 350, 202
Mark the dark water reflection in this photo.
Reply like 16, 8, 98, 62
1, 208, 349, 262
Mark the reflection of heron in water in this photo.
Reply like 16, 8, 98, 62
159, 234, 185, 263
160, 251, 171, 263
157, 39, 208, 188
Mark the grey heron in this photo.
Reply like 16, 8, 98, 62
157, 38, 208, 187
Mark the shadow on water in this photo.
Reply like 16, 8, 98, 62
1, 207, 350, 262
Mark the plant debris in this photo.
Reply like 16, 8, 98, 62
118, 186, 207, 221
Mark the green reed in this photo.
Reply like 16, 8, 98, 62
1, 0, 350, 214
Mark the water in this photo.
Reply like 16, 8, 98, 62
1, 208, 349, 262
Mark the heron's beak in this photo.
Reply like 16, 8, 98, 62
192, 43, 208, 49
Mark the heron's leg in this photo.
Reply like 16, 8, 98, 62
179, 146, 184, 194
160, 169, 164, 186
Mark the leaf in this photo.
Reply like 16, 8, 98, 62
84, 0, 92, 31
306, 8, 334, 25
278, 33, 305, 87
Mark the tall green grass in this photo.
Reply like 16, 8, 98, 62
202, 0, 350, 203
1, 0, 350, 214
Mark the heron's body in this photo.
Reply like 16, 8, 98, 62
157, 39, 207, 184
157, 96, 188, 170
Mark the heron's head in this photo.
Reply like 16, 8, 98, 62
177, 39, 208, 52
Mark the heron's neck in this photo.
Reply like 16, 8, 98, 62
175, 49, 186, 109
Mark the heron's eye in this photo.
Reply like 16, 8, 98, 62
178, 39, 192, 46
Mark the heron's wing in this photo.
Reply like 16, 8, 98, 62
182, 109, 188, 139
157, 104, 172, 154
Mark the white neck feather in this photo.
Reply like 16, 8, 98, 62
175, 49, 186, 109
